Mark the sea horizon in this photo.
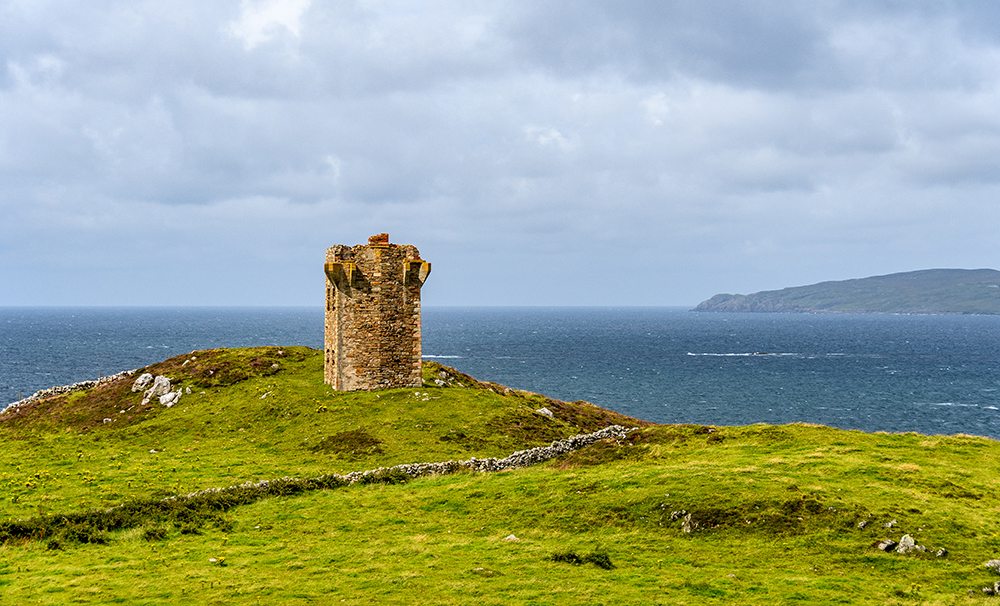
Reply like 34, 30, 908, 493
4, 306, 1000, 440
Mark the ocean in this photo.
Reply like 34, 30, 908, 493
2, 306, 999, 439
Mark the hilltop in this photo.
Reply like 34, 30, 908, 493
2, 347, 1000, 604
693, 268, 1000, 314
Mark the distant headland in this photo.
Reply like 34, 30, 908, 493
693, 268, 1000, 315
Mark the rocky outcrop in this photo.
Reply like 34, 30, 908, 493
876, 539, 897, 552
159, 390, 182, 408
131, 373, 154, 392
141, 376, 173, 406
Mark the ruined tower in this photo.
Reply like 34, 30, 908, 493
324, 233, 431, 391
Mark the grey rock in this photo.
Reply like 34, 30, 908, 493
144, 376, 171, 399
936, 548, 948, 558
857, 520, 868, 529
896, 534, 918, 554
142, 376, 172, 405
682, 513, 697, 533
434, 379, 447, 387
876, 539, 897, 552
185, 386, 191, 394
986, 559, 1000, 574
131, 373, 154, 392
503, 534, 519, 541
884, 519, 897, 529
160, 390, 181, 408
535, 407, 554, 419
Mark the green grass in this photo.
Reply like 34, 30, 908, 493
2, 347, 1000, 603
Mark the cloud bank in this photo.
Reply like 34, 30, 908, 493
3, 0, 1000, 305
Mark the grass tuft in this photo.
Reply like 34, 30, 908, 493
308, 428, 384, 458
549, 550, 615, 569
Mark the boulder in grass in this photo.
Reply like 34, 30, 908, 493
160, 390, 181, 408
876, 539, 897, 552
131, 373, 154, 392
142, 376, 172, 405
895, 534, 923, 554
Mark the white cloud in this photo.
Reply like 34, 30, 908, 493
641, 92, 669, 126
524, 125, 574, 151
228, 0, 311, 50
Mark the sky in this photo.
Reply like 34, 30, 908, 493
3, 1, 1000, 307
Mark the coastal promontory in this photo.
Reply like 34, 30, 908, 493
693, 268, 1000, 314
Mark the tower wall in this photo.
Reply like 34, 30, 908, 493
324, 234, 430, 391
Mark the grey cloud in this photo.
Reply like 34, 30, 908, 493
3, 1, 1000, 305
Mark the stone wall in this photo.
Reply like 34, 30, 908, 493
324, 234, 430, 390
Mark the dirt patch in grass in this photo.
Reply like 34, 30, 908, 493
309, 429, 385, 459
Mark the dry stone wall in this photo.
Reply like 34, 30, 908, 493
324, 233, 430, 391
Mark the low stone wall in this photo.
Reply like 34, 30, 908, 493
1, 369, 138, 414
344, 424, 635, 480
164, 425, 636, 505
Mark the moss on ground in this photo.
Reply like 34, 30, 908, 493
1, 347, 1000, 603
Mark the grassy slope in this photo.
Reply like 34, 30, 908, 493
693, 268, 1000, 314
2, 347, 1000, 604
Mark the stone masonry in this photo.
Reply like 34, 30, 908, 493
324, 233, 431, 391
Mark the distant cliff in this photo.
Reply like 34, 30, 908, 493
693, 269, 1000, 315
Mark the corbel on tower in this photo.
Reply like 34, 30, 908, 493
324, 261, 356, 290
402, 260, 431, 287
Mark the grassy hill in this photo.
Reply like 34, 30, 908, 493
3, 347, 1000, 604
693, 268, 1000, 314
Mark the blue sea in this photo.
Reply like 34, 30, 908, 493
2, 307, 999, 439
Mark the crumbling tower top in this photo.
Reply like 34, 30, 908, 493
323, 234, 430, 391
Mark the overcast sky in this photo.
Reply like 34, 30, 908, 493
3, 1, 1000, 307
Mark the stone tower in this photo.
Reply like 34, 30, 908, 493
323, 233, 431, 391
